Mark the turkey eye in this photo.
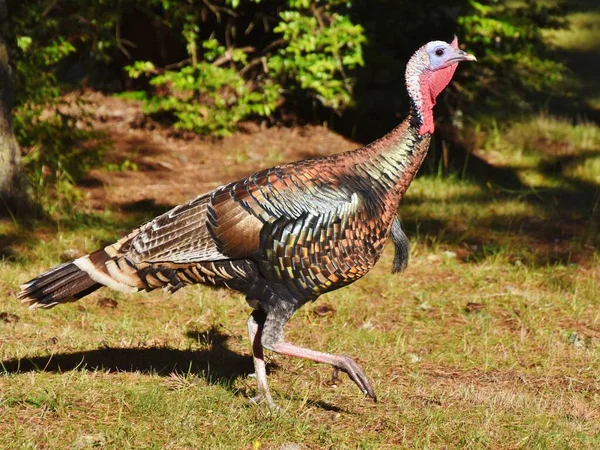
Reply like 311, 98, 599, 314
435, 49, 444, 56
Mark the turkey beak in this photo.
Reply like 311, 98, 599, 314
450, 49, 477, 63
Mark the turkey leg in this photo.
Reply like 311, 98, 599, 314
261, 307, 377, 401
247, 311, 277, 409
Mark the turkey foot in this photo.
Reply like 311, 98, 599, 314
248, 393, 281, 412
268, 341, 377, 401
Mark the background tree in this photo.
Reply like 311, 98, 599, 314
0, 0, 28, 217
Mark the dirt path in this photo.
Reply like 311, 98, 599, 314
83, 92, 357, 213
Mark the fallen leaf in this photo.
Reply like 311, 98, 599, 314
0, 312, 20, 324
72, 433, 106, 450
567, 332, 587, 349
360, 321, 375, 330
313, 303, 335, 317
426, 254, 441, 263
465, 302, 485, 313
417, 301, 432, 311
97, 297, 118, 309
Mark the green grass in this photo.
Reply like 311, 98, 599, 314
542, 6, 600, 111
2, 237, 600, 448
544, 12, 600, 53
1, 113, 600, 448
475, 114, 600, 188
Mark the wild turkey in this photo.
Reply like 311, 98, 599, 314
18, 38, 475, 408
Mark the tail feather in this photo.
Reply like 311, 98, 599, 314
18, 261, 101, 309
18, 248, 141, 309
20, 261, 80, 291
391, 215, 410, 274
18, 242, 197, 309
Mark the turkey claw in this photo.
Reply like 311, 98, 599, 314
249, 393, 282, 412
331, 367, 340, 384
335, 355, 377, 401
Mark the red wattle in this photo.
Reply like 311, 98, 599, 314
429, 64, 458, 100
419, 119, 435, 135
417, 62, 459, 136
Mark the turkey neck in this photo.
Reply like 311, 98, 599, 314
345, 105, 431, 217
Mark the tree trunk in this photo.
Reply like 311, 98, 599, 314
0, 0, 29, 217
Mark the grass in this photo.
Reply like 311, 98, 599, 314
542, 5, 600, 111
544, 12, 600, 53
1, 112, 600, 448
474, 114, 600, 187
2, 238, 600, 448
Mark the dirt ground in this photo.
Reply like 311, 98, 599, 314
82, 92, 357, 212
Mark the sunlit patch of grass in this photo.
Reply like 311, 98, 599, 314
405, 175, 483, 202
564, 154, 600, 185
509, 115, 598, 154
227, 149, 252, 165
484, 114, 599, 158
406, 178, 546, 233
542, 6, 600, 111
544, 12, 600, 53
475, 114, 600, 190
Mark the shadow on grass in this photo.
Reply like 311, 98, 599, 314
0, 231, 31, 261
304, 399, 347, 413
0, 326, 357, 410
118, 198, 173, 217
0, 327, 259, 390
401, 174, 599, 267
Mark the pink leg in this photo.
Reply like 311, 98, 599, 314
268, 341, 377, 401
247, 313, 277, 410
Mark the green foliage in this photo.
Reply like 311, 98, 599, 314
5, 0, 570, 141
4, 0, 121, 108
12, 37, 75, 107
105, 159, 139, 172
146, 63, 279, 136
2, 1, 115, 215
125, 1, 366, 135
269, 11, 365, 110
340, 0, 570, 140
112, 91, 149, 102
126, 37, 280, 136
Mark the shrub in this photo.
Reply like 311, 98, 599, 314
126, 1, 366, 136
